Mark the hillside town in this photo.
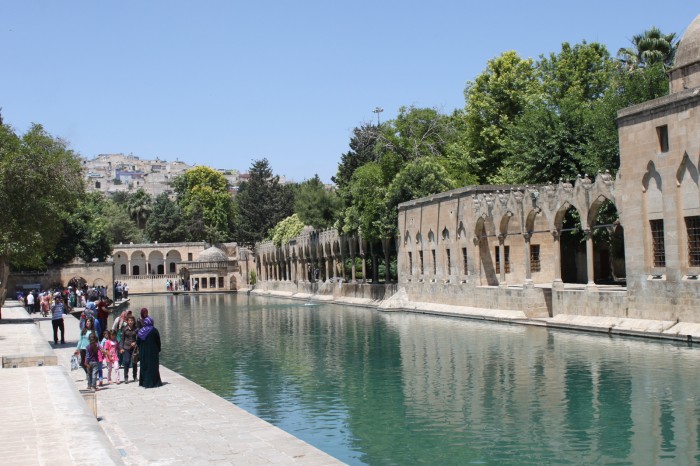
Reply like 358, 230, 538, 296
81, 153, 293, 198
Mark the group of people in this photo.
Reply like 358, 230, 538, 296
74, 306, 162, 391
114, 281, 129, 300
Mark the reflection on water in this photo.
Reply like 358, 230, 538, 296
129, 294, 700, 465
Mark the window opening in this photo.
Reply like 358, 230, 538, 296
530, 244, 541, 272
685, 216, 700, 267
495, 245, 511, 273
657, 125, 669, 153
650, 219, 666, 268
462, 247, 468, 274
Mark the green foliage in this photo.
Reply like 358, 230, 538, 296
146, 193, 187, 243
294, 175, 342, 229
249, 269, 257, 285
270, 214, 305, 247
463, 51, 540, 181
332, 124, 382, 191
341, 163, 392, 241
173, 166, 235, 243
235, 158, 294, 245
0, 121, 84, 304
618, 27, 678, 70
386, 158, 457, 212
127, 188, 152, 229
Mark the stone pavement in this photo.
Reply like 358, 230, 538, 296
0, 301, 344, 465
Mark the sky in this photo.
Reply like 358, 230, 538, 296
1, 2, 698, 184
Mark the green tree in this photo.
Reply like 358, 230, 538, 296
618, 27, 678, 70
386, 158, 457, 214
462, 51, 541, 181
497, 41, 619, 183
146, 193, 187, 242
332, 124, 382, 192
0, 122, 84, 307
173, 166, 235, 243
235, 159, 294, 245
270, 214, 305, 247
294, 175, 342, 229
127, 188, 152, 230
340, 163, 392, 241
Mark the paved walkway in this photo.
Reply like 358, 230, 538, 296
0, 301, 344, 465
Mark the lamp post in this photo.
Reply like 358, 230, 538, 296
372, 107, 384, 126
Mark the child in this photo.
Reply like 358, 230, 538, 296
103, 330, 120, 384
98, 330, 108, 386
85, 334, 100, 390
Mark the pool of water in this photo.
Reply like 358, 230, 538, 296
128, 293, 700, 465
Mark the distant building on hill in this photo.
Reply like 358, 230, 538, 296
81, 153, 241, 198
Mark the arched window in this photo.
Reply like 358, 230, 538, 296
120, 264, 126, 275
157, 264, 165, 275
169, 262, 176, 273
133, 265, 140, 276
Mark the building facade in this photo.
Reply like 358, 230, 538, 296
256, 14, 700, 324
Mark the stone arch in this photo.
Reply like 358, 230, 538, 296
404, 230, 411, 245
643, 161, 664, 271
558, 204, 587, 284
68, 276, 87, 289
525, 208, 541, 233
166, 250, 182, 275
441, 227, 450, 241
589, 198, 626, 284
428, 229, 435, 243
676, 153, 700, 269
457, 221, 466, 240
475, 216, 498, 286
113, 250, 128, 276
130, 250, 146, 276
498, 212, 513, 236
229, 275, 237, 290
149, 250, 165, 275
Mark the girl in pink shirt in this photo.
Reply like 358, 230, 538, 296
103, 330, 120, 384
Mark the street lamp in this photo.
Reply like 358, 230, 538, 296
372, 107, 384, 126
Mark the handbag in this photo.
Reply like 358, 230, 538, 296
132, 344, 140, 363
70, 354, 80, 371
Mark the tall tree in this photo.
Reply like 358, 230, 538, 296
146, 193, 187, 243
618, 27, 678, 70
294, 175, 342, 229
127, 188, 152, 230
332, 124, 382, 192
0, 122, 84, 308
462, 51, 541, 182
235, 159, 294, 245
172, 166, 235, 243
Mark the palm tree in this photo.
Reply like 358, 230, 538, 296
618, 27, 678, 71
127, 189, 152, 230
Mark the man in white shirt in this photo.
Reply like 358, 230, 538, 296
26, 291, 35, 314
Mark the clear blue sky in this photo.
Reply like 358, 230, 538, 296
1, 1, 698, 183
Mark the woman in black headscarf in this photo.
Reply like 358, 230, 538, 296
136, 314, 163, 388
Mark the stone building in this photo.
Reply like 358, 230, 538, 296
112, 242, 252, 294
256, 14, 700, 324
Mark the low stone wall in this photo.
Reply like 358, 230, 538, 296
255, 280, 398, 304
401, 282, 552, 318
551, 288, 629, 318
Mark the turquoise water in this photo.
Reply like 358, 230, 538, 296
129, 294, 700, 465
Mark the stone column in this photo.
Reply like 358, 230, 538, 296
523, 232, 533, 287
360, 254, 367, 283
552, 230, 563, 289
498, 234, 507, 287
351, 254, 357, 283
584, 229, 597, 289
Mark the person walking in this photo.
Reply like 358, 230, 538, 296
75, 317, 97, 376
119, 315, 138, 384
84, 333, 100, 391
50, 292, 66, 345
136, 314, 162, 388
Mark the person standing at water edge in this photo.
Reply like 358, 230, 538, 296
120, 315, 138, 384
136, 315, 162, 388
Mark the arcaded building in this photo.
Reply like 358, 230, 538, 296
257, 14, 700, 324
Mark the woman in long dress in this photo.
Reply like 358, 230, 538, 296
136, 315, 163, 388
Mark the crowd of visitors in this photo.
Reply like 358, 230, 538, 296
73, 306, 162, 390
